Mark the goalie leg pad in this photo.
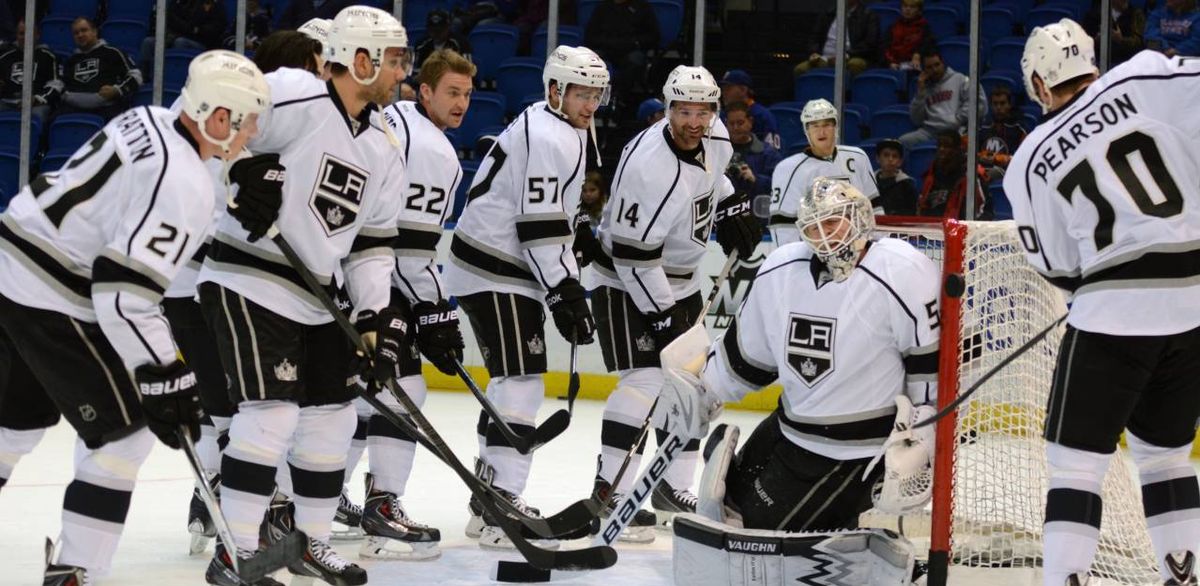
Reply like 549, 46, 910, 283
699, 423, 742, 526
672, 513, 915, 586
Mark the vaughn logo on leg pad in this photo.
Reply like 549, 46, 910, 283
309, 154, 368, 236
787, 314, 835, 387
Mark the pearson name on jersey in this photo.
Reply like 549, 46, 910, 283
198, 67, 405, 325
701, 238, 940, 461
769, 146, 878, 246
1003, 51, 1200, 336
443, 101, 585, 300
0, 106, 215, 368
587, 117, 736, 314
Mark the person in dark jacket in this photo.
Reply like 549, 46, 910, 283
584, 0, 658, 118
0, 19, 61, 121
414, 9, 471, 72
873, 138, 918, 215
61, 17, 141, 122
918, 130, 988, 219
725, 101, 782, 199
883, 0, 931, 70
976, 85, 1027, 183
277, 0, 355, 30
140, 0, 228, 72
720, 69, 781, 149
1084, 0, 1147, 66
794, 0, 880, 76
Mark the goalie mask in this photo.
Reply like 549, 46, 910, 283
326, 6, 409, 86
1021, 18, 1097, 113
180, 50, 270, 153
797, 178, 874, 282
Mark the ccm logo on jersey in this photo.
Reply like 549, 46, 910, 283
787, 314, 836, 387
418, 310, 458, 326
138, 371, 198, 395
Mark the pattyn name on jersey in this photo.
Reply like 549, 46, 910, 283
1031, 92, 1137, 184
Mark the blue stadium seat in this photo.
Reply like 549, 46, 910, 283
164, 50, 200, 90
875, 6, 901, 40
40, 152, 70, 173
402, 0, 446, 30
521, 92, 543, 111
107, 0, 155, 24
923, 6, 960, 41
989, 38, 1025, 71
453, 160, 479, 222
47, 114, 104, 156
134, 87, 181, 107
407, 25, 427, 46
40, 17, 75, 55
851, 70, 903, 115
102, 19, 149, 57
981, 70, 1021, 101
769, 105, 805, 154
496, 57, 544, 116
784, 138, 809, 157
469, 24, 519, 82
0, 113, 41, 155
990, 183, 1013, 220
649, 0, 684, 48
532, 24, 582, 58
843, 102, 870, 130
938, 37, 976, 73
981, 6, 1017, 43
841, 109, 863, 144
578, 0, 601, 30
0, 151, 19, 209
1041, 0, 1089, 19
1027, 6, 1075, 30
931, 0, 969, 19
905, 144, 937, 178
794, 69, 834, 103
993, 0, 1034, 20
456, 92, 505, 151
47, 0, 97, 19
1023, 111, 1039, 130
857, 137, 882, 155
870, 107, 914, 142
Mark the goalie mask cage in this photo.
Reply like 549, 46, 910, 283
871, 217, 1158, 586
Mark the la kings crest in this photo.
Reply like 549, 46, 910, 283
691, 190, 715, 246
73, 58, 100, 83
309, 153, 368, 236
787, 313, 836, 387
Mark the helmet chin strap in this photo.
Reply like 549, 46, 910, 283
552, 81, 603, 167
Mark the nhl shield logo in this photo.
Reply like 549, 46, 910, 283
691, 191, 715, 246
786, 313, 836, 387
309, 154, 368, 236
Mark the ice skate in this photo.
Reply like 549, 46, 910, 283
477, 487, 559, 551
330, 488, 364, 542
43, 538, 88, 586
204, 542, 285, 586
651, 481, 697, 528
358, 473, 440, 560
590, 478, 656, 543
189, 473, 221, 554
259, 494, 296, 549
1166, 550, 1198, 585
286, 536, 367, 586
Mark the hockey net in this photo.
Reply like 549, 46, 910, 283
864, 218, 1158, 585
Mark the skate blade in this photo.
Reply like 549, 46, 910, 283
188, 528, 213, 555
329, 524, 365, 542
617, 526, 656, 544
358, 536, 441, 561
289, 576, 315, 586
655, 510, 682, 531
478, 528, 560, 552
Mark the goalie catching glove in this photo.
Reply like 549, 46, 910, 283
862, 394, 936, 514
412, 300, 464, 375
136, 360, 202, 449
354, 308, 409, 390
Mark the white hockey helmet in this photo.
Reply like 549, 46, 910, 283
180, 50, 270, 152
326, 6, 408, 85
662, 65, 721, 111
1021, 18, 1098, 113
543, 45, 611, 110
797, 177, 875, 282
801, 98, 838, 127
298, 18, 331, 45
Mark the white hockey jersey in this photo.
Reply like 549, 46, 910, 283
769, 146, 878, 246
380, 99, 461, 304
0, 106, 215, 368
443, 102, 585, 300
587, 117, 736, 314
165, 157, 227, 299
1003, 51, 1200, 336
701, 238, 940, 460
198, 68, 405, 325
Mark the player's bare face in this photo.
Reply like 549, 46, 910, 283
424, 72, 473, 130
668, 103, 715, 150
363, 47, 408, 105
204, 110, 259, 161
806, 119, 836, 157
561, 85, 604, 130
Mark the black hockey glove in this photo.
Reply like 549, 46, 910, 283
572, 215, 599, 269
714, 192, 763, 258
228, 153, 286, 242
546, 278, 595, 344
354, 307, 409, 388
646, 303, 691, 349
413, 300, 465, 375
135, 360, 202, 450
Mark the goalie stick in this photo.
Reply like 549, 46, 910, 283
269, 230, 616, 571
454, 360, 570, 455
177, 427, 305, 582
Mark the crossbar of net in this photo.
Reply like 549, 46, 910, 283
870, 220, 1157, 584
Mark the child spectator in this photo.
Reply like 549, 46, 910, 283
977, 86, 1027, 183
883, 0, 931, 70
874, 138, 918, 215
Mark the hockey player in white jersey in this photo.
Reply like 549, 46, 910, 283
670, 178, 940, 582
769, 99, 878, 246
195, 6, 409, 585
1003, 19, 1200, 586
586, 64, 762, 536
442, 44, 607, 549
341, 48, 474, 561
0, 50, 268, 585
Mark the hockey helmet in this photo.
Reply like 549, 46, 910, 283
180, 50, 270, 152
1021, 18, 1097, 113
797, 177, 875, 282
801, 98, 838, 127
298, 18, 331, 45
326, 6, 409, 86
543, 45, 611, 110
662, 65, 721, 111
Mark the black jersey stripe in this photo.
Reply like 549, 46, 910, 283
449, 234, 538, 285
777, 402, 895, 442
91, 255, 166, 296
0, 222, 91, 297
44, 152, 122, 228
592, 249, 692, 279
859, 266, 920, 346
769, 213, 797, 227
779, 154, 814, 204
902, 350, 939, 376
395, 226, 441, 252
207, 239, 334, 296
349, 232, 396, 254
610, 239, 664, 263
612, 126, 653, 194
515, 217, 572, 244
274, 93, 327, 109
722, 320, 778, 387
638, 162, 682, 242
1079, 247, 1200, 290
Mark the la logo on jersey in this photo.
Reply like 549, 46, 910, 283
691, 191, 715, 246
74, 58, 100, 83
786, 313, 835, 387
309, 153, 368, 236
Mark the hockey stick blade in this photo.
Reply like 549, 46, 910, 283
454, 361, 568, 454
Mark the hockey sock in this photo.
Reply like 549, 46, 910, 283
0, 426, 47, 488
289, 403, 356, 543
1128, 432, 1200, 581
367, 375, 425, 495
482, 375, 542, 495
599, 369, 661, 492
223, 401, 300, 552
196, 415, 232, 479
657, 427, 702, 493
58, 428, 155, 577
342, 417, 369, 484
1043, 442, 1110, 586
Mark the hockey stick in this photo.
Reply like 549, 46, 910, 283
565, 340, 580, 415
269, 231, 615, 570
913, 314, 1068, 429
454, 360, 570, 455
176, 427, 305, 581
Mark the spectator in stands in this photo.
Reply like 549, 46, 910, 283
918, 130, 987, 220
1085, 0, 1147, 66
725, 101, 781, 199
873, 138, 918, 216
883, 0, 931, 71
581, 170, 608, 221
415, 9, 472, 73
1145, 0, 1200, 57
224, 0, 272, 52
976, 85, 1027, 183
0, 19, 61, 121
719, 69, 781, 149
277, 0, 354, 30
584, 0, 659, 119
140, 0, 228, 72
793, 0, 880, 77
61, 17, 141, 122
636, 97, 665, 126
900, 49, 986, 149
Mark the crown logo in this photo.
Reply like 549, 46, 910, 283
274, 358, 298, 382
800, 357, 818, 378
635, 332, 655, 352
326, 206, 346, 227
527, 334, 545, 355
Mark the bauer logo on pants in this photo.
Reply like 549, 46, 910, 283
786, 314, 835, 387
309, 154, 368, 236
